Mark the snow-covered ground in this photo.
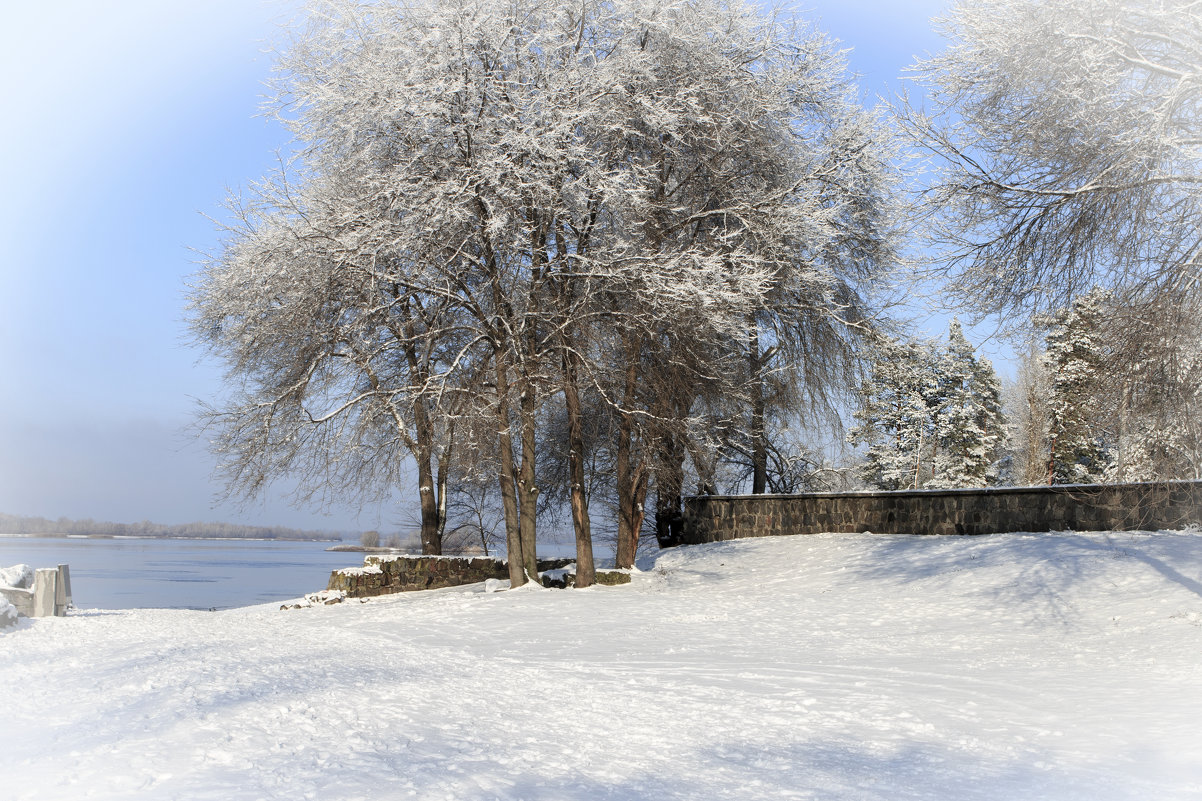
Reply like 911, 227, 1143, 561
2, 531, 1201, 800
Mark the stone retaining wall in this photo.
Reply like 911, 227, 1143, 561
328, 555, 575, 597
678, 480, 1202, 544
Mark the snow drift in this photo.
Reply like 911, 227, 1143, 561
1, 531, 1200, 800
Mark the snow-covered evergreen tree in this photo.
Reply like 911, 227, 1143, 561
1008, 290, 1201, 486
928, 320, 1006, 488
849, 337, 937, 490
1042, 290, 1112, 484
851, 322, 1005, 490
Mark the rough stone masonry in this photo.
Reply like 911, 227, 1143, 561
327, 555, 593, 597
675, 480, 1202, 545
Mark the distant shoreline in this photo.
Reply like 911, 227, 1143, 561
0, 532, 342, 543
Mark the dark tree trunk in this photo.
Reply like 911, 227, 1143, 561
396, 293, 444, 555
480, 218, 530, 586
562, 348, 595, 586
517, 379, 540, 582
413, 395, 443, 555
494, 351, 526, 587
416, 454, 442, 555
615, 348, 646, 569
653, 433, 685, 548
615, 424, 648, 568
749, 318, 768, 494
435, 420, 452, 551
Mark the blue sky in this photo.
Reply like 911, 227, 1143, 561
0, 0, 956, 532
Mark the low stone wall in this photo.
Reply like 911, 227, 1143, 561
540, 570, 632, 588
328, 555, 575, 598
0, 564, 72, 618
678, 480, 1202, 544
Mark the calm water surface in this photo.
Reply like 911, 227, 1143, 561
0, 537, 363, 610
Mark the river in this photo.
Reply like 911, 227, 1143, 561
0, 537, 364, 610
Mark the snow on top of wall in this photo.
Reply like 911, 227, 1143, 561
333, 564, 383, 577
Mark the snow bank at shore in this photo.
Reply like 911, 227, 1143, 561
2, 531, 1201, 800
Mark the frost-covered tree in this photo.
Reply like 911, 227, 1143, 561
192, 0, 592, 578
928, 320, 1005, 488
1042, 290, 1112, 484
190, 186, 467, 557
905, 0, 1202, 319
1106, 304, 1202, 482
905, 0, 1202, 486
192, 0, 901, 580
851, 321, 1004, 490
1003, 343, 1054, 486
1007, 290, 1202, 486
849, 336, 938, 490
594, 0, 900, 543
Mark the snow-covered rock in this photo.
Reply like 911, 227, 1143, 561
280, 590, 347, 610
0, 565, 35, 621
0, 564, 33, 589
0, 598, 17, 629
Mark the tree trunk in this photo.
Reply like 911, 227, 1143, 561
481, 218, 528, 586
653, 433, 685, 548
615, 416, 648, 569
411, 398, 443, 555
749, 319, 768, 494
615, 350, 646, 569
517, 379, 540, 582
494, 351, 526, 587
562, 347, 595, 586
1046, 436, 1058, 486
398, 295, 443, 555
914, 426, 924, 489
416, 455, 441, 555
435, 423, 452, 551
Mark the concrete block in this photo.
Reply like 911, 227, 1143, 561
55, 564, 72, 615
0, 586, 34, 617
33, 569, 57, 617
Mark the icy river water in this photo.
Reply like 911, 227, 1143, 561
0, 537, 360, 610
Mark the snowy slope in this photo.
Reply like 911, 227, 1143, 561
2, 531, 1201, 800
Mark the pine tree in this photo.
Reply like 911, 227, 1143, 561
849, 337, 938, 490
1042, 291, 1112, 484
928, 320, 1006, 488
851, 322, 1005, 490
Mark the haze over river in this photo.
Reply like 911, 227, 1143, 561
0, 537, 359, 610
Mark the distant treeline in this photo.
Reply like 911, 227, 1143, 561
0, 513, 345, 542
